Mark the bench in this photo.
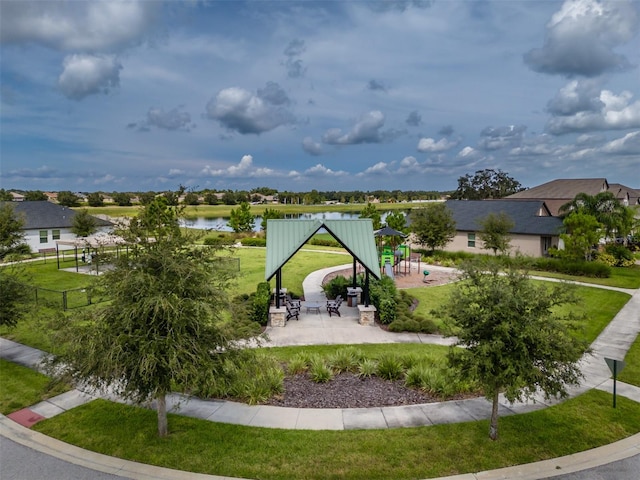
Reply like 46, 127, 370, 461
38, 248, 57, 263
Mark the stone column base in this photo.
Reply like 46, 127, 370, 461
357, 305, 377, 326
269, 306, 287, 327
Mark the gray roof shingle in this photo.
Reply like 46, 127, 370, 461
1, 201, 113, 230
444, 200, 563, 235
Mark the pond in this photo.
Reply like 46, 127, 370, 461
183, 211, 397, 232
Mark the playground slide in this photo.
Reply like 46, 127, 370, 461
384, 261, 394, 279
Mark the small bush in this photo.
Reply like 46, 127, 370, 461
604, 244, 635, 267
322, 275, 352, 300
357, 358, 378, 379
240, 237, 266, 247
287, 354, 309, 374
308, 238, 340, 247
203, 235, 234, 247
309, 359, 334, 383
376, 353, 404, 380
328, 347, 363, 373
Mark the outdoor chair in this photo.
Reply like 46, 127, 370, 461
327, 296, 343, 317
286, 303, 300, 321
286, 295, 301, 309
326, 295, 342, 311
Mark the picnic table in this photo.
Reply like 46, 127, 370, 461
304, 301, 323, 314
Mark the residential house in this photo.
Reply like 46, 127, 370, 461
506, 178, 636, 215
10, 191, 25, 201
3, 201, 113, 253
442, 200, 563, 257
609, 183, 640, 207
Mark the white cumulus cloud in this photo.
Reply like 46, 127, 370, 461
206, 83, 295, 135
524, 0, 639, 77
57, 54, 122, 100
417, 137, 459, 153
0, 0, 157, 52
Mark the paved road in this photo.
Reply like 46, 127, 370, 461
2, 436, 639, 480
0, 436, 128, 480
543, 454, 640, 480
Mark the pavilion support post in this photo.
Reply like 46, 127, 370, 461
275, 270, 282, 308
364, 270, 370, 307
56, 245, 60, 270
352, 258, 357, 288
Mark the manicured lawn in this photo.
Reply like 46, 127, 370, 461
0, 359, 70, 415
259, 343, 450, 362
619, 334, 640, 387
407, 283, 631, 344
231, 247, 350, 296
530, 265, 640, 289
83, 202, 412, 219
32, 390, 640, 480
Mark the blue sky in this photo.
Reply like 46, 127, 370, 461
1, 0, 639, 193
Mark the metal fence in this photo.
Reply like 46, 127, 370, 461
30, 285, 108, 311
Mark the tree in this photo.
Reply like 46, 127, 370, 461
409, 203, 456, 252
0, 203, 27, 259
0, 264, 31, 327
359, 202, 382, 230
24, 190, 47, 201
0, 189, 12, 201
222, 191, 237, 205
87, 192, 104, 207
183, 192, 200, 205
71, 209, 98, 237
228, 202, 255, 233
138, 191, 156, 206
560, 212, 602, 261
451, 169, 524, 200
261, 208, 284, 232
112, 192, 132, 206
51, 198, 244, 436
478, 212, 514, 255
204, 192, 219, 205
560, 192, 632, 241
57, 191, 80, 207
385, 211, 407, 233
443, 259, 587, 440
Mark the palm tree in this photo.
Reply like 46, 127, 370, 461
559, 192, 631, 241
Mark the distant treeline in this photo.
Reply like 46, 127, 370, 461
3, 188, 450, 207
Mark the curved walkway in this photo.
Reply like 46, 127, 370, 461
1, 263, 640, 479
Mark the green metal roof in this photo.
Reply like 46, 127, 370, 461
265, 219, 380, 281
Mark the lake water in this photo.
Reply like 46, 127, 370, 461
183, 211, 396, 232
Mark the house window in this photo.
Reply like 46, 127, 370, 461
39, 230, 48, 244
52, 229, 61, 240
467, 233, 476, 248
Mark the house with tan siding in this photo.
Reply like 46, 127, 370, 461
442, 200, 563, 257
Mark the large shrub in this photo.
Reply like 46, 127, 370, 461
369, 276, 398, 324
251, 282, 272, 326
322, 274, 360, 300
603, 244, 635, 267
532, 257, 610, 278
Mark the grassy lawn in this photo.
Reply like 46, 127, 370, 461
619, 334, 640, 387
406, 283, 631, 344
231, 247, 350, 296
31, 390, 640, 480
82, 202, 413, 219
259, 343, 450, 362
529, 265, 640, 289
0, 359, 70, 415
